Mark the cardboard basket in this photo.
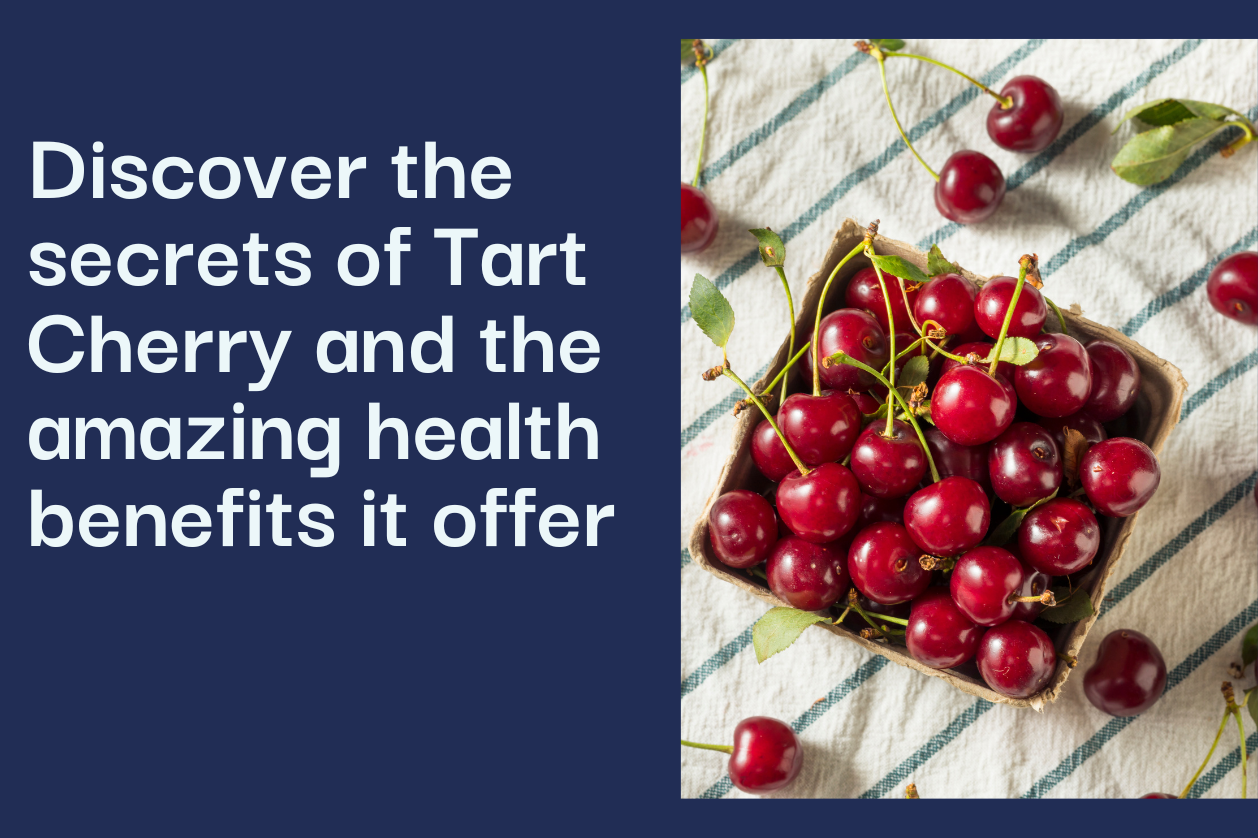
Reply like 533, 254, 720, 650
687, 219, 1189, 709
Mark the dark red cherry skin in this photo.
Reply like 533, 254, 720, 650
976, 620, 1057, 698
934, 150, 1005, 224
751, 419, 796, 483
941, 341, 1015, 383
778, 391, 861, 466
903, 477, 990, 556
1083, 629, 1168, 717
1037, 412, 1107, 455
847, 391, 881, 415
847, 522, 932, 605
776, 462, 861, 543
950, 546, 1024, 627
801, 309, 890, 392
1015, 333, 1093, 418
931, 365, 1017, 446
728, 716, 804, 794
1019, 497, 1100, 575
680, 182, 719, 253
1009, 557, 1055, 622
988, 422, 1062, 507
986, 76, 1064, 152
1140, 793, 1177, 799
1082, 340, 1141, 422
914, 273, 977, 339
845, 267, 917, 333
766, 535, 850, 611
708, 490, 779, 569
975, 276, 1047, 340
906, 587, 983, 669
851, 420, 927, 499
1080, 437, 1161, 518
923, 427, 990, 491
1205, 251, 1257, 325
856, 493, 906, 531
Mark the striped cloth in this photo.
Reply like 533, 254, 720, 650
680, 39, 1258, 799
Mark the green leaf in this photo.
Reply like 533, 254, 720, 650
868, 254, 930, 285
869, 38, 905, 52
1115, 97, 1235, 131
1040, 587, 1095, 624
689, 274, 735, 349
983, 488, 1058, 547
1243, 624, 1257, 669
916, 400, 933, 425
897, 355, 929, 389
925, 244, 958, 278
1111, 117, 1229, 186
753, 607, 829, 663
1249, 688, 1257, 729
986, 336, 1039, 366
681, 39, 698, 63
748, 228, 786, 268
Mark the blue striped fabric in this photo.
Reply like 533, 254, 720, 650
859, 699, 995, 799
1185, 731, 1257, 798
681, 626, 753, 699
1179, 350, 1258, 421
680, 39, 740, 86
680, 359, 772, 449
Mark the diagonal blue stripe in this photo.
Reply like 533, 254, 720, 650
859, 698, 995, 798
681, 360, 772, 449
1122, 226, 1258, 336
681, 548, 691, 568
680, 627, 754, 699
1186, 730, 1258, 798
680, 39, 740, 86
1180, 351, 1258, 421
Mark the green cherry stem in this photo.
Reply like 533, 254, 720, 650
1234, 700, 1248, 799
680, 739, 734, 755
870, 45, 938, 181
722, 367, 810, 475
868, 254, 898, 438
690, 41, 713, 188
1220, 115, 1255, 159
1044, 295, 1069, 337
884, 51, 1013, 109
987, 255, 1031, 377
881, 337, 926, 376
812, 239, 870, 396
1180, 708, 1231, 798
757, 341, 811, 402
774, 265, 796, 405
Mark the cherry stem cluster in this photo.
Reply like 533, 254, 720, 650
988, 255, 1032, 377
847, 591, 907, 636
867, 253, 898, 438
867, 44, 938, 182
751, 341, 812, 408
813, 239, 873, 396
721, 367, 810, 475
884, 51, 1013, 109
1179, 681, 1252, 799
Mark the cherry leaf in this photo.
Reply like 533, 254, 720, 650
925, 244, 958, 277
986, 336, 1039, 366
863, 402, 890, 424
869, 38, 905, 52
868, 254, 929, 285
748, 228, 786, 268
897, 355, 929, 389
1111, 117, 1230, 186
1242, 624, 1257, 669
753, 607, 829, 663
1040, 587, 1095, 624
1062, 427, 1091, 489
983, 488, 1058, 547
689, 274, 735, 349
1114, 97, 1235, 131
1248, 688, 1257, 729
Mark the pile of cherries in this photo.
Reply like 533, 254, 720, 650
707, 253, 1163, 699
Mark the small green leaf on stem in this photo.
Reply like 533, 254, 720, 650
689, 274, 736, 349
869, 254, 929, 285
1243, 624, 1257, 669
749, 228, 786, 267
1040, 587, 1095, 624
868, 38, 905, 52
1114, 98, 1235, 131
983, 489, 1059, 547
925, 244, 958, 277
897, 355, 930, 390
753, 606, 829, 663
863, 402, 890, 423
985, 336, 1039, 366
1111, 117, 1230, 185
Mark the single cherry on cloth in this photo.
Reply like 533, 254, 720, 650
903, 476, 990, 556
914, 273, 977, 338
680, 182, 719, 253
851, 420, 927, 499
1205, 251, 1258, 325
975, 275, 1047, 340
950, 546, 1025, 627
931, 365, 1017, 446
923, 427, 990, 490
847, 522, 932, 604
1037, 412, 1107, 455
779, 391, 862, 466
1140, 793, 1177, 799
1082, 340, 1141, 422
940, 341, 1015, 383
856, 493, 906, 530
906, 587, 983, 669
1083, 629, 1168, 717
934, 150, 1005, 224
1009, 557, 1055, 622
1015, 333, 1093, 418
1019, 497, 1100, 575
988, 422, 1062, 507
976, 620, 1057, 698
766, 535, 850, 611
845, 266, 917, 333
776, 461, 861, 543
1080, 437, 1161, 517
681, 716, 803, 795
986, 76, 1064, 152
708, 490, 779, 569
802, 309, 889, 392
751, 418, 796, 483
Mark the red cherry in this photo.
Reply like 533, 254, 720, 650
931, 365, 1017, 446
976, 620, 1057, 698
923, 427, 991, 491
1037, 412, 1107, 455
1083, 629, 1168, 717
776, 462, 861, 543
847, 522, 932, 604
1082, 340, 1141, 422
934, 150, 1005, 224
751, 419, 795, 483
1015, 333, 1093, 418
681, 182, 719, 253
801, 309, 889, 392
847, 391, 881, 414
986, 76, 1064, 152
988, 422, 1062, 507
728, 717, 804, 794
850, 420, 928, 499
903, 476, 990, 556
766, 535, 850, 611
1018, 497, 1100, 575
950, 546, 1024, 627
1140, 793, 1178, 799
1205, 251, 1257, 325
906, 587, 983, 669
1080, 437, 1161, 517
914, 273, 977, 339
845, 266, 917, 333
708, 490, 779, 569
856, 493, 906, 531
975, 276, 1047, 340
778, 391, 861, 466
1009, 554, 1055, 622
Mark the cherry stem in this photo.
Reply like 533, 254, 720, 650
756, 341, 811, 403
1220, 117, 1255, 159
988, 256, 1031, 377
882, 337, 926, 376
722, 367, 810, 475
813, 239, 871, 396
691, 45, 712, 188
775, 265, 796, 406
918, 321, 969, 364
897, 275, 924, 334
868, 253, 899, 438
1179, 708, 1230, 798
885, 51, 1013, 108
1234, 705, 1248, 799
680, 739, 734, 755
1044, 295, 1069, 337
872, 49, 938, 181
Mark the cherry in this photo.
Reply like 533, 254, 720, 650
931, 365, 1017, 446
1014, 333, 1093, 418
845, 266, 917, 333
1140, 793, 1177, 799
975, 276, 1047, 340
986, 76, 1064, 152
1037, 412, 1107, 455
802, 309, 889, 392
856, 493, 906, 531
1018, 497, 1100, 575
906, 587, 983, 669
708, 490, 779, 569
728, 717, 803, 794
934, 150, 1005, 224
1205, 251, 1258, 325
847, 522, 932, 604
751, 418, 796, 483
1082, 340, 1141, 422
680, 183, 719, 253
1083, 629, 1168, 717
940, 341, 1015, 385
847, 391, 882, 415
976, 619, 1057, 698
988, 422, 1062, 507
778, 391, 861, 466
851, 420, 927, 499
950, 546, 1025, 627
1009, 555, 1055, 622
1080, 437, 1161, 517
923, 427, 990, 491
903, 476, 990, 556
776, 462, 861, 543
914, 273, 977, 339
766, 535, 850, 611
